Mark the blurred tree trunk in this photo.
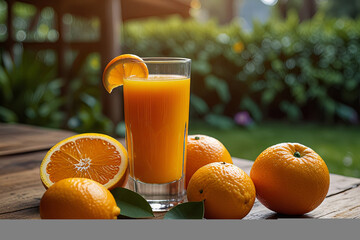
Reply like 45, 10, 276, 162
222, 0, 235, 24
278, 0, 288, 19
299, 0, 317, 21
278, 0, 317, 21
201, 0, 235, 24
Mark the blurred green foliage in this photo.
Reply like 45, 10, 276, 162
0, 47, 64, 127
124, 13, 360, 128
1, 11, 360, 133
325, 0, 360, 19
0, 48, 113, 134
65, 53, 114, 134
0, 0, 111, 133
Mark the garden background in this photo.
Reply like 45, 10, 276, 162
0, 0, 359, 178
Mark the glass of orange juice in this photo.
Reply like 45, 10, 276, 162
123, 57, 191, 211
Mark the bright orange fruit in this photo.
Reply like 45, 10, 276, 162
40, 178, 120, 219
40, 133, 128, 190
102, 54, 148, 93
250, 142, 330, 215
185, 135, 232, 187
187, 162, 256, 219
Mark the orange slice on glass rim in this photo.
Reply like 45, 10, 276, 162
102, 54, 149, 93
40, 133, 128, 190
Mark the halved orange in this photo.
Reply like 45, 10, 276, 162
40, 133, 128, 190
102, 54, 148, 93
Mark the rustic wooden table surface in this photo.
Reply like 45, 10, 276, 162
0, 123, 359, 219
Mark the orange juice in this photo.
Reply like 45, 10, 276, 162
123, 75, 190, 184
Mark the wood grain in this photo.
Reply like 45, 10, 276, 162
0, 151, 47, 175
1, 155, 358, 219
310, 186, 360, 219
0, 124, 360, 219
0, 206, 40, 219
0, 168, 43, 215
0, 123, 74, 156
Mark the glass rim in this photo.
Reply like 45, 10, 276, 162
140, 57, 191, 64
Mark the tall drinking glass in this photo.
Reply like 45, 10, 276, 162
123, 57, 191, 211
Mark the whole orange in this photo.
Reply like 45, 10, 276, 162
250, 143, 330, 215
186, 135, 232, 187
187, 162, 256, 219
40, 178, 120, 219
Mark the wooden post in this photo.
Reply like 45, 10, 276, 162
223, 0, 235, 24
54, 2, 69, 128
299, 0, 317, 21
6, 0, 14, 54
100, 0, 122, 132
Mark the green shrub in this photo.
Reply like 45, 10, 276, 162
64, 53, 114, 134
0, 49, 113, 134
124, 13, 360, 127
2, 13, 359, 133
0, 47, 64, 128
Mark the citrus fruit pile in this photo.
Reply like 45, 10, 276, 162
186, 135, 256, 219
186, 138, 330, 219
185, 135, 233, 187
39, 133, 128, 219
38, 54, 330, 219
39, 54, 149, 219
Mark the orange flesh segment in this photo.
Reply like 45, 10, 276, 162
46, 138, 122, 185
102, 54, 148, 93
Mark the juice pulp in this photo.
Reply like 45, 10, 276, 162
123, 75, 190, 184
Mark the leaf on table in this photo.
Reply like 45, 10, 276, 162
111, 187, 154, 219
163, 201, 204, 219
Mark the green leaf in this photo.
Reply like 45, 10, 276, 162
0, 106, 17, 122
2, 51, 13, 72
111, 187, 154, 219
163, 201, 204, 219
240, 97, 262, 122
204, 75, 230, 103
336, 103, 357, 122
190, 94, 209, 115
262, 89, 276, 105
205, 113, 235, 129
279, 101, 302, 121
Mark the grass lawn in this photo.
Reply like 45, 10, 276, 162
188, 121, 360, 178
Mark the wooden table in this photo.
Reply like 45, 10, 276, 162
1, 123, 359, 219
